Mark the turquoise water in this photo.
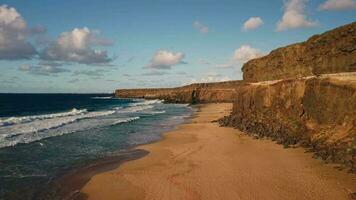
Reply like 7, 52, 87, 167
0, 94, 192, 199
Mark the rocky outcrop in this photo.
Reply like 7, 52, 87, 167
116, 81, 245, 103
219, 73, 356, 171
115, 22, 356, 171
243, 22, 356, 82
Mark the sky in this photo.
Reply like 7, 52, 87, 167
0, 0, 355, 93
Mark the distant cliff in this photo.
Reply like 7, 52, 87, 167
115, 22, 356, 171
116, 81, 244, 103
219, 73, 356, 171
243, 22, 356, 82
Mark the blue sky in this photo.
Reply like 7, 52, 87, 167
0, 0, 355, 93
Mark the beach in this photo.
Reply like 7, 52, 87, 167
81, 103, 356, 200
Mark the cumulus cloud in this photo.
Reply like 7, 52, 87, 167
19, 63, 69, 76
217, 45, 264, 68
40, 27, 113, 65
242, 17, 263, 31
146, 50, 186, 69
319, 0, 356, 10
193, 21, 209, 34
0, 5, 40, 60
186, 72, 230, 84
276, 0, 318, 31
232, 45, 264, 63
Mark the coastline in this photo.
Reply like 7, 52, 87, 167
49, 149, 149, 200
79, 103, 356, 200
39, 104, 196, 200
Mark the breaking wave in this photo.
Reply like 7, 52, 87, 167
0, 99, 164, 148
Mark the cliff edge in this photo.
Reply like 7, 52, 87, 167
243, 22, 356, 82
116, 81, 245, 103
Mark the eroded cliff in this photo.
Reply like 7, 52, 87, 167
115, 22, 356, 171
219, 73, 356, 171
116, 81, 245, 103
243, 22, 356, 82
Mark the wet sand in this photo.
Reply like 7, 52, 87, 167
81, 103, 356, 200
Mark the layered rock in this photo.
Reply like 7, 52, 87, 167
115, 22, 356, 171
116, 81, 244, 103
243, 22, 356, 82
219, 73, 356, 171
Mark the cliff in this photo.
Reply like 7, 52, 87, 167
243, 22, 356, 82
219, 73, 356, 171
116, 81, 245, 103
115, 22, 356, 171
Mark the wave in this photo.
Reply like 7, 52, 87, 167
0, 108, 87, 127
130, 99, 163, 106
144, 110, 166, 114
91, 96, 113, 99
118, 105, 154, 113
0, 99, 166, 148
111, 117, 140, 126
0, 110, 116, 148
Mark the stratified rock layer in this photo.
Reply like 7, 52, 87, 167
116, 81, 244, 103
115, 22, 356, 171
243, 22, 356, 82
219, 73, 356, 171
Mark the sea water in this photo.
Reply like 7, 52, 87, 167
0, 94, 192, 199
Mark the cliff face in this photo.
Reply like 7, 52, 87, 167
219, 73, 356, 171
116, 81, 244, 103
115, 22, 356, 170
243, 22, 356, 82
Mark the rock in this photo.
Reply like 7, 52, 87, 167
243, 22, 356, 82
115, 80, 245, 103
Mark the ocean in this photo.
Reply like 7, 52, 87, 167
0, 93, 193, 199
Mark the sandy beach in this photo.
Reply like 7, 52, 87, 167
81, 103, 356, 200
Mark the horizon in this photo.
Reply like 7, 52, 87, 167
0, 0, 355, 93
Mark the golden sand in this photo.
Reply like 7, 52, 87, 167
81, 103, 355, 200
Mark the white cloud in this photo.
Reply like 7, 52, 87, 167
319, 0, 356, 10
276, 0, 318, 31
146, 50, 186, 69
0, 5, 39, 60
19, 64, 69, 76
193, 21, 209, 34
242, 17, 263, 31
186, 72, 230, 84
216, 45, 264, 68
40, 27, 113, 65
232, 45, 264, 63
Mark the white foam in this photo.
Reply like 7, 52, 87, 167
145, 110, 166, 114
0, 98, 166, 148
118, 105, 154, 113
130, 99, 163, 106
0, 108, 87, 127
91, 96, 113, 99
0, 110, 116, 148
111, 117, 140, 126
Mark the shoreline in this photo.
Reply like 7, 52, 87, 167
79, 103, 356, 200
51, 149, 149, 200
42, 105, 197, 200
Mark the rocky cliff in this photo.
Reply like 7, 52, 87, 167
219, 73, 356, 171
115, 22, 356, 171
116, 81, 244, 103
243, 22, 356, 82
